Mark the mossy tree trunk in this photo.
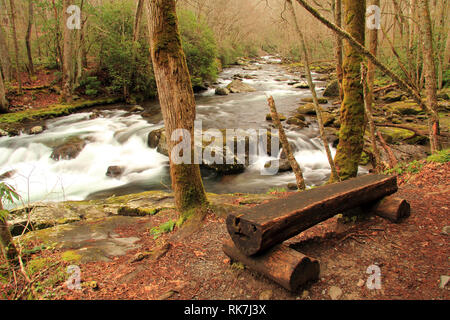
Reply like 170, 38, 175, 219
419, 0, 441, 153
146, 0, 207, 217
333, 0, 366, 180
0, 202, 17, 265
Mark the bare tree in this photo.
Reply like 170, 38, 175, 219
9, 0, 22, 94
419, 0, 441, 152
25, 0, 35, 76
286, 0, 339, 182
61, 0, 72, 102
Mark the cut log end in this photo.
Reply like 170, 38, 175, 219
222, 239, 320, 292
369, 196, 411, 223
226, 214, 262, 256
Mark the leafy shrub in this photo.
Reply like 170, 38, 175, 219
179, 10, 218, 86
427, 149, 450, 163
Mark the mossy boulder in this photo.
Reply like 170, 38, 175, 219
215, 87, 230, 96
286, 117, 307, 128
226, 80, 256, 93
386, 100, 424, 115
50, 137, 88, 161
379, 127, 427, 145
297, 103, 317, 115
322, 112, 336, 127
301, 97, 328, 104
266, 113, 287, 121
381, 90, 405, 103
323, 79, 340, 97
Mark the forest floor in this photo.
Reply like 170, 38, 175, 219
1, 158, 448, 300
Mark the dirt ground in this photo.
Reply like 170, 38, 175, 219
52, 163, 450, 300
1, 162, 449, 300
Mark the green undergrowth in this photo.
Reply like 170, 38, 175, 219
384, 149, 450, 175
149, 220, 177, 240
0, 97, 122, 124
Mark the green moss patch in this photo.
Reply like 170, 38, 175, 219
0, 97, 122, 125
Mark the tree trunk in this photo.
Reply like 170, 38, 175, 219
146, 0, 207, 216
268, 96, 306, 190
332, 0, 344, 101
0, 26, 12, 82
0, 202, 17, 264
287, 0, 339, 182
419, 0, 441, 153
294, 0, 440, 156
362, 65, 382, 173
222, 239, 320, 292
25, 0, 35, 76
61, 0, 72, 102
9, 0, 22, 95
363, 195, 411, 223
0, 63, 8, 113
332, 0, 366, 180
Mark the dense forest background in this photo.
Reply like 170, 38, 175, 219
1, 0, 447, 105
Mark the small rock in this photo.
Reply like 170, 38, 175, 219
0, 170, 16, 180
357, 279, 365, 287
287, 183, 298, 190
215, 87, 230, 96
30, 126, 44, 135
329, 286, 343, 300
259, 290, 273, 300
106, 166, 125, 178
439, 275, 449, 289
0, 128, 8, 137
293, 82, 309, 89
442, 226, 450, 235
130, 105, 144, 113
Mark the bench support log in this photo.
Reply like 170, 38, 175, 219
222, 239, 320, 292
227, 175, 398, 256
365, 195, 411, 223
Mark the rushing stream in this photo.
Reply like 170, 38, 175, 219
0, 56, 354, 207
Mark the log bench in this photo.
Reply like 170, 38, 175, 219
223, 174, 411, 292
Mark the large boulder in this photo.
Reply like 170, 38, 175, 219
323, 79, 340, 97
50, 137, 87, 161
381, 90, 405, 103
264, 159, 292, 172
386, 100, 423, 115
226, 80, 256, 93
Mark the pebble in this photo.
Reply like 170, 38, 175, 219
357, 279, 365, 287
442, 226, 450, 235
259, 290, 273, 300
329, 286, 343, 300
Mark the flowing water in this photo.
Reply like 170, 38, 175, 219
0, 56, 359, 207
